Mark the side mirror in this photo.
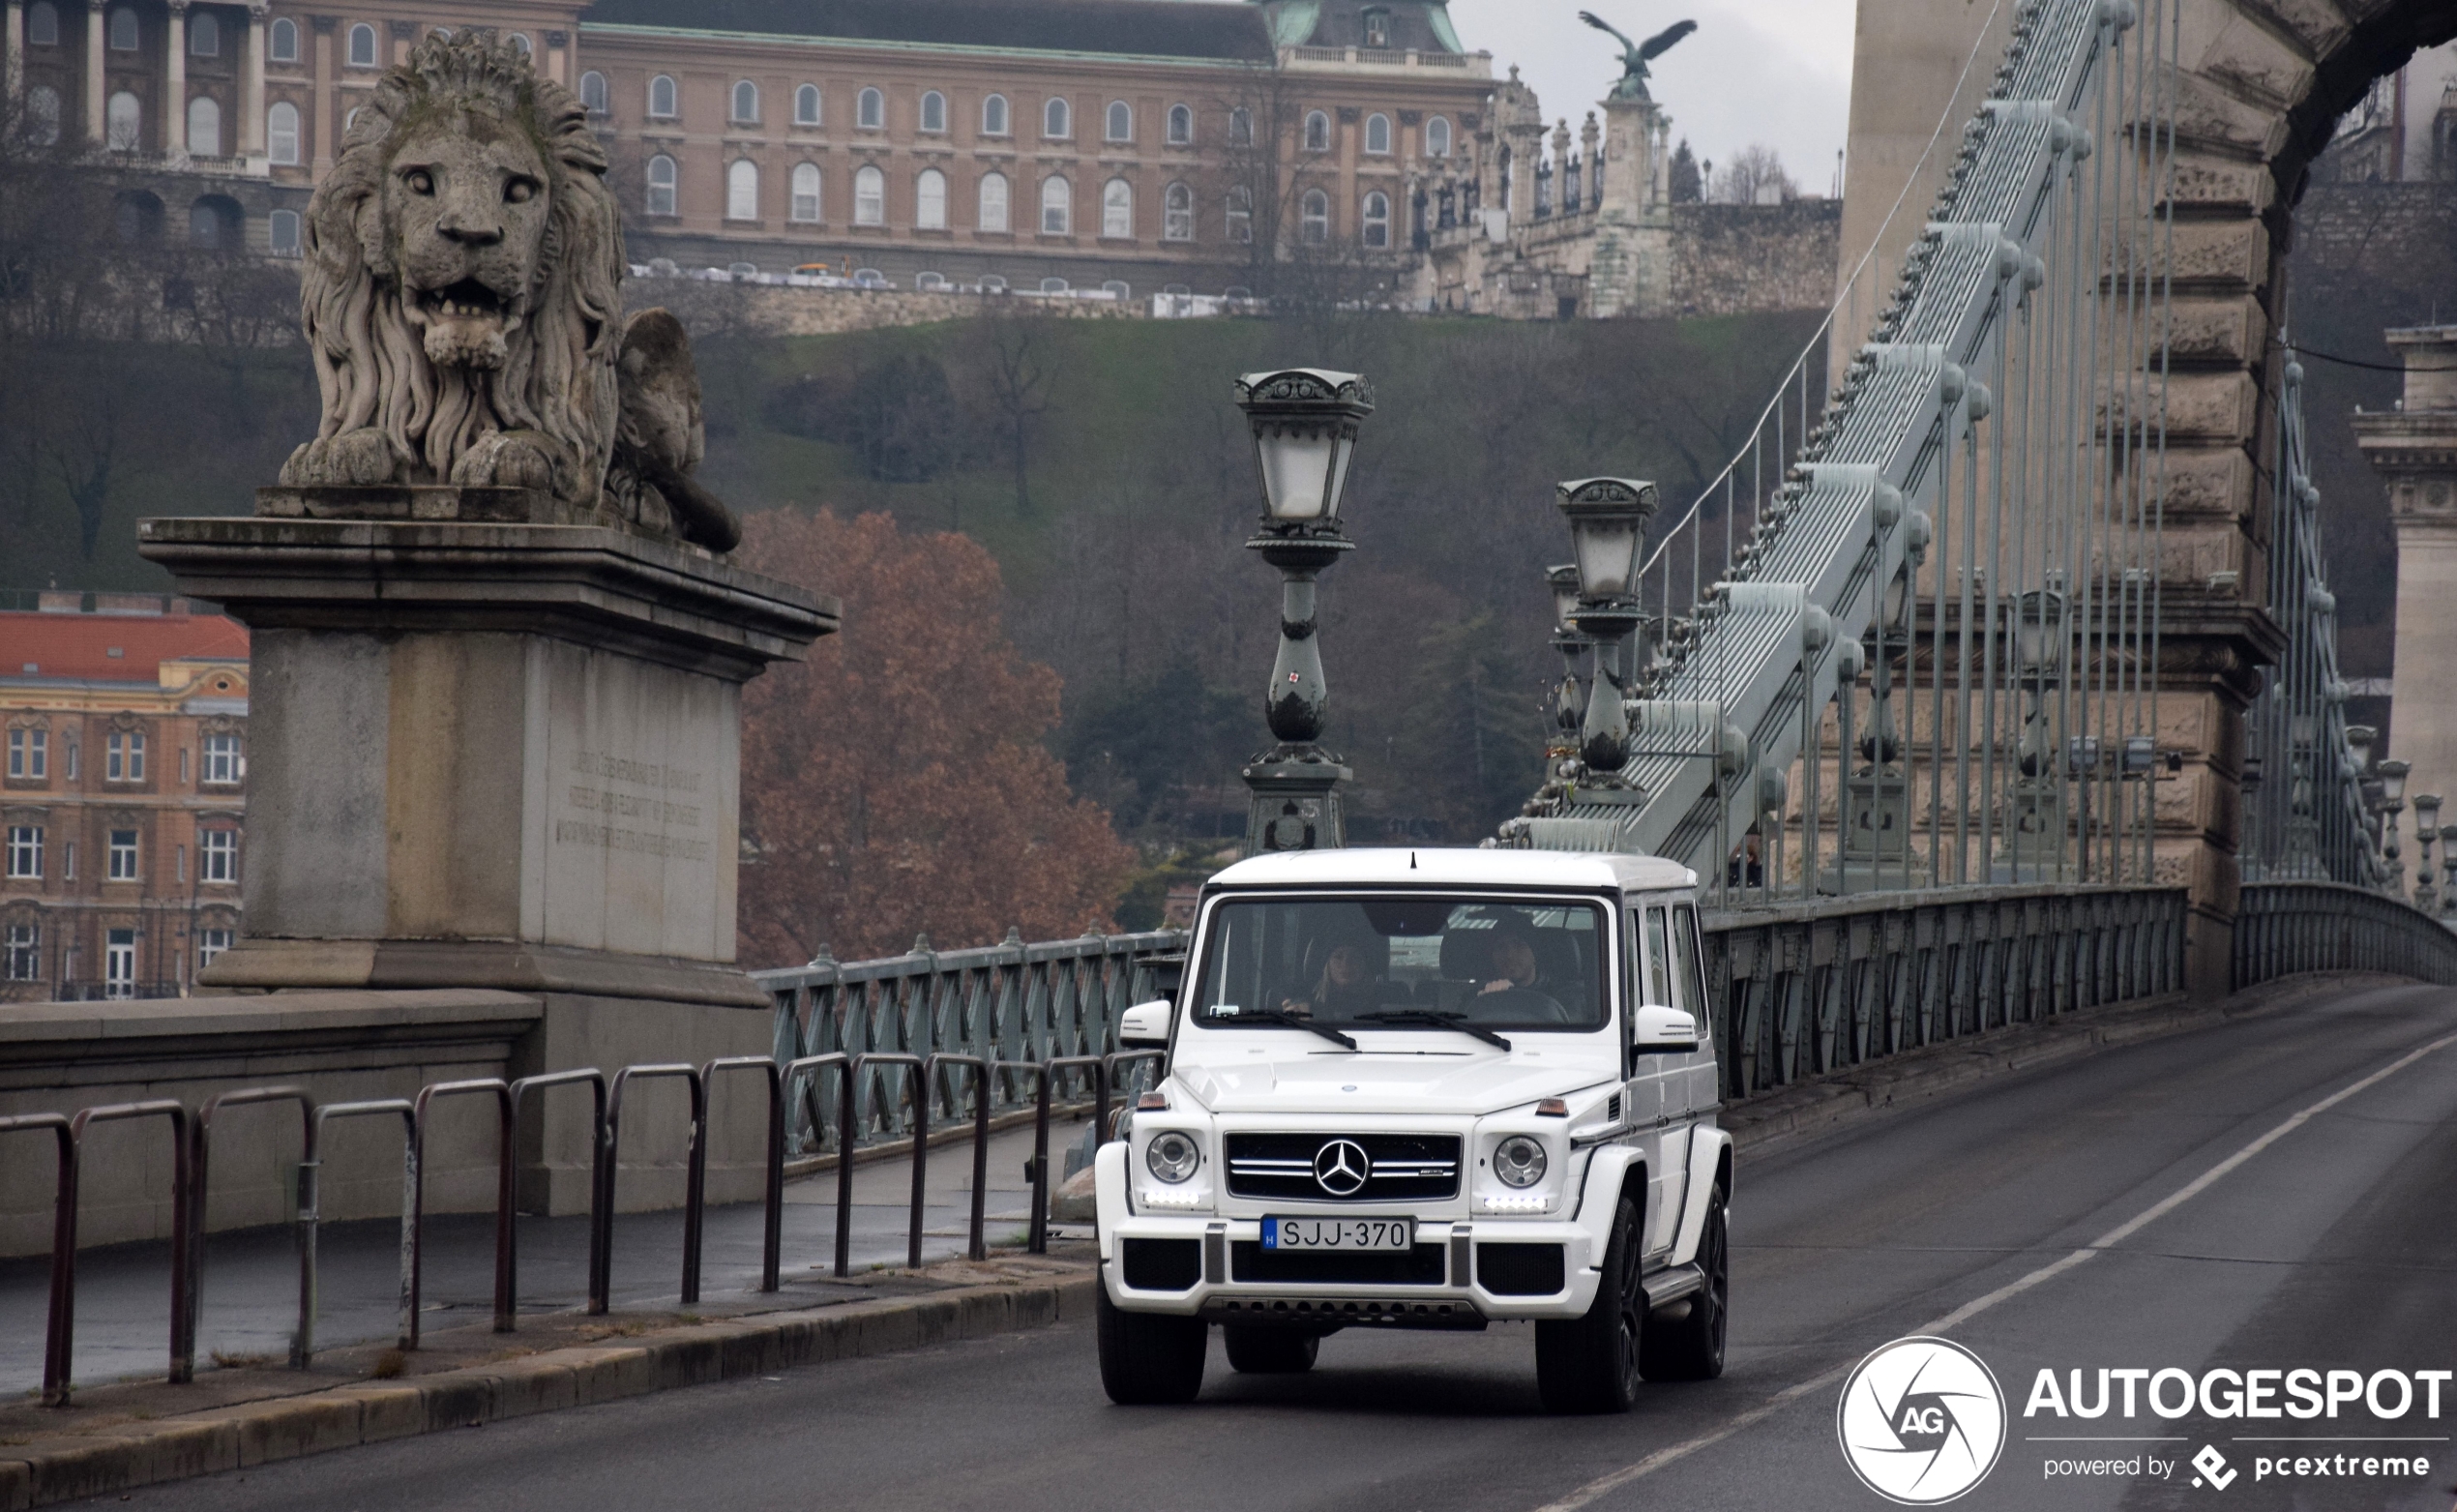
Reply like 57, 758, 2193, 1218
1632, 1004, 1701, 1053
1118, 999, 1172, 1050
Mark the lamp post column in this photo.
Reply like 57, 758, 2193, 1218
1554, 478, 1660, 804
1231, 369, 1374, 856
2413, 795, 2441, 913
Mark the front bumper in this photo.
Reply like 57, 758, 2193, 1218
1098, 1211, 1606, 1325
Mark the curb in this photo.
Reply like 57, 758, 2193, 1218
0, 1270, 1097, 1510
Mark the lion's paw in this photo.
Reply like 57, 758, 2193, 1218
452, 430, 568, 495
281, 429, 408, 488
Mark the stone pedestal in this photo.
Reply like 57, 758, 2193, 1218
138, 489, 839, 1209
1589, 94, 1672, 319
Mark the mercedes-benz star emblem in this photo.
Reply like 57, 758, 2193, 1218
1313, 1139, 1371, 1197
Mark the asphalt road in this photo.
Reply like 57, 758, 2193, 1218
80, 979, 2457, 1512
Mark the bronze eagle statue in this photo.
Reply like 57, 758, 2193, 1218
1579, 12, 1698, 101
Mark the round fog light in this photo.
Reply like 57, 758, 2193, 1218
1145, 1130, 1200, 1184
1494, 1135, 1548, 1189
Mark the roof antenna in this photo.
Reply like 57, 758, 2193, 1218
1410, 851, 1418, 870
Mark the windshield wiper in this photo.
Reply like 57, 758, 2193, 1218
1209, 1008, 1358, 1050
1354, 1009, 1513, 1052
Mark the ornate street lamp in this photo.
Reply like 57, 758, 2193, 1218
1549, 563, 1591, 760
1232, 369, 1374, 854
2413, 793, 2442, 912
1555, 478, 1660, 794
2377, 758, 2410, 896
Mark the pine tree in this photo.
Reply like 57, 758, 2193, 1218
1669, 138, 1702, 203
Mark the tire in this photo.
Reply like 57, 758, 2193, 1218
1642, 1188, 1729, 1382
1096, 1282, 1208, 1405
1535, 1195, 1643, 1413
1223, 1326, 1319, 1374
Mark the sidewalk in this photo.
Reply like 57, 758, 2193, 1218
0, 1114, 1094, 1398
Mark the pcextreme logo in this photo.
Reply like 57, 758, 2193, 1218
1838, 1337, 2009, 1505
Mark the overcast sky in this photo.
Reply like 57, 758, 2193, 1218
1443, 0, 1856, 195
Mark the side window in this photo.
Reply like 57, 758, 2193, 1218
1673, 904, 1706, 1023
1643, 907, 1673, 1008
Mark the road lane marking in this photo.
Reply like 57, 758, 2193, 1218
1529, 1029, 2457, 1512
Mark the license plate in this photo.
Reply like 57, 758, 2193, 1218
1261, 1217, 1415, 1251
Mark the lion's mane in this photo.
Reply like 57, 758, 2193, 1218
288, 31, 623, 509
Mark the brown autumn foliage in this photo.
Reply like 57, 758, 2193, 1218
734, 508, 1139, 967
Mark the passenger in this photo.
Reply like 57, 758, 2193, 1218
1281, 941, 1384, 1020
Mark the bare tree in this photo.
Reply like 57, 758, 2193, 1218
1710, 144, 1797, 206
965, 304, 1061, 518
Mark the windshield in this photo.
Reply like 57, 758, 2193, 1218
1194, 895, 1609, 1033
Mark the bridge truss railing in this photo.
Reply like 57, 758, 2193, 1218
2234, 883, 2457, 992
1701, 884, 2186, 1102
756, 930, 1186, 1158
2239, 350, 2391, 889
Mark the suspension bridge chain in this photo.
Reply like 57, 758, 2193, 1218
1503, 0, 2398, 904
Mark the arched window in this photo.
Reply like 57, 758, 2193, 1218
726, 159, 758, 221
188, 96, 222, 157
645, 154, 677, 216
26, 2, 58, 45
1168, 104, 1192, 146
1426, 115, 1452, 158
580, 72, 607, 115
1366, 113, 1391, 155
1303, 111, 1330, 153
854, 163, 884, 224
105, 91, 141, 150
114, 191, 162, 244
1362, 191, 1391, 248
1228, 107, 1253, 146
1039, 175, 1069, 234
920, 91, 946, 133
189, 195, 238, 251
857, 87, 883, 130
916, 167, 947, 229
510, 33, 531, 57
269, 208, 302, 256
1363, 6, 1391, 46
1105, 101, 1131, 142
1163, 182, 1193, 242
982, 94, 1009, 136
1040, 277, 1069, 294
1300, 188, 1329, 244
26, 85, 61, 145
731, 80, 759, 124
1101, 177, 1132, 238
795, 83, 821, 126
1102, 280, 1131, 299
190, 12, 219, 56
346, 22, 376, 67
790, 163, 821, 222
978, 171, 1009, 232
267, 102, 300, 165
649, 75, 677, 119
1043, 97, 1070, 139
269, 15, 298, 61
107, 8, 137, 50
1226, 185, 1253, 243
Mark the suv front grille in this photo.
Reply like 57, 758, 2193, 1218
1224, 1133, 1462, 1201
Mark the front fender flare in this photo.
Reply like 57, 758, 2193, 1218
1668, 1127, 1732, 1268
1093, 1139, 1129, 1261
1570, 1142, 1645, 1261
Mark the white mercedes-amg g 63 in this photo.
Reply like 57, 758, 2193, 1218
1094, 847, 1731, 1412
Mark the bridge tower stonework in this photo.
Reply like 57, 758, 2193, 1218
1842, 0, 2457, 993
2363, 326, 2457, 809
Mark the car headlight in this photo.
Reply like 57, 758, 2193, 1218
1145, 1130, 1200, 1184
1493, 1135, 1549, 1189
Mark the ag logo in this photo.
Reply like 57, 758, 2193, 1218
1837, 1336, 2007, 1504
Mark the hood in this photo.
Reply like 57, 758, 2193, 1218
1173, 1042, 1614, 1117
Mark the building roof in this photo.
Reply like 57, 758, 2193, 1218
580, 0, 1279, 62
0, 610, 249, 686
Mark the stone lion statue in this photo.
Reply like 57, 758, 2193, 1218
282, 31, 739, 551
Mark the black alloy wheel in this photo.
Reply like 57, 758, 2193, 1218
1534, 1194, 1643, 1413
1642, 1187, 1728, 1381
